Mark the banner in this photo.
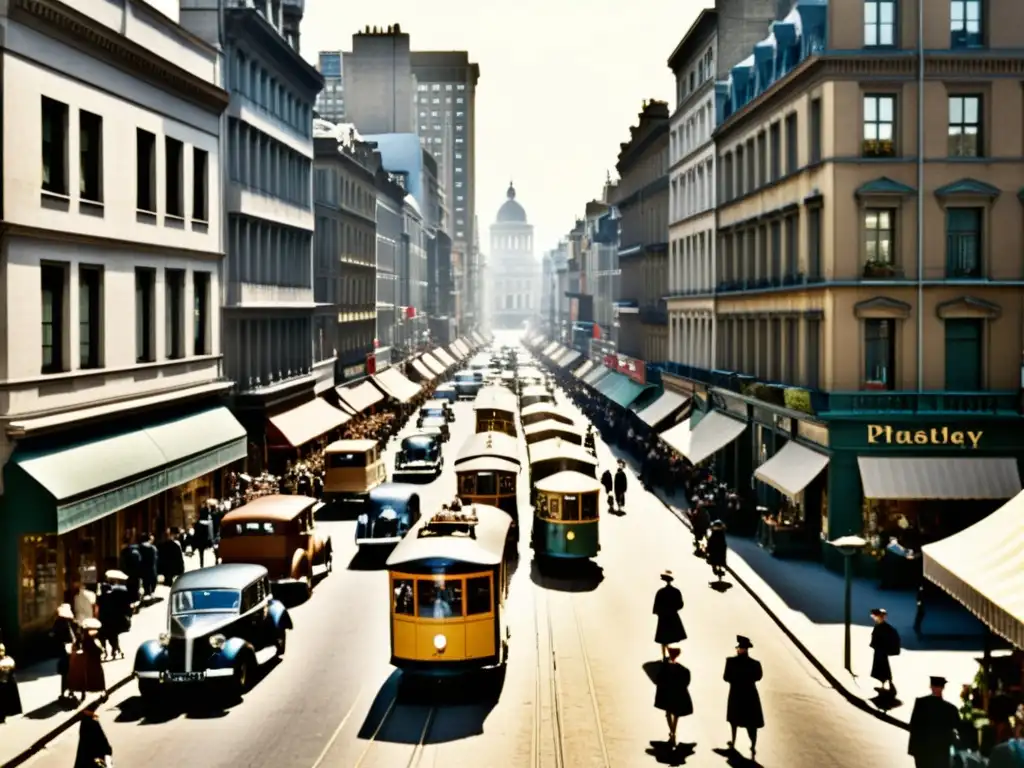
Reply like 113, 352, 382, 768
602, 353, 646, 384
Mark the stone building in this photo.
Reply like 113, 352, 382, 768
488, 183, 539, 330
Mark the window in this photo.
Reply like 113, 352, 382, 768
192, 148, 209, 221
431, 84, 440, 92
136, 129, 156, 212
465, 576, 492, 615
757, 131, 767, 186
165, 269, 185, 359
723, 152, 734, 200
193, 271, 210, 355
41, 97, 68, 195
864, 0, 896, 46
806, 318, 821, 389
808, 207, 822, 278
862, 95, 895, 157
769, 123, 781, 181
457, 84, 465, 90
783, 113, 797, 174
454, 152, 463, 159
864, 319, 895, 389
951, 0, 983, 47
809, 98, 822, 163
135, 268, 155, 363
945, 319, 983, 390
79, 110, 103, 203
456, 97, 464, 104
863, 209, 894, 266
735, 146, 745, 196
417, 577, 462, 618
445, 84, 453, 91
948, 95, 981, 157
40, 263, 66, 374
78, 266, 102, 369
455, 111, 464, 117
784, 215, 798, 275
946, 207, 982, 277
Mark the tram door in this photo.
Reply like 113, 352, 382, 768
476, 472, 497, 496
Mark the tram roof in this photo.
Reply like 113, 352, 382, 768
524, 419, 583, 436
534, 470, 603, 495
386, 503, 511, 567
528, 438, 598, 467
520, 385, 552, 399
326, 439, 379, 453
472, 386, 518, 411
520, 402, 562, 418
455, 456, 520, 475
455, 431, 522, 465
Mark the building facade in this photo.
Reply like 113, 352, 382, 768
312, 121, 377, 383
314, 50, 344, 122
584, 201, 621, 358
399, 193, 428, 354
0, 0, 242, 647
374, 166, 406, 353
613, 101, 670, 362
488, 184, 538, 330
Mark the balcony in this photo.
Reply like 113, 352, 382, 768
862, 261, 905, 279
822, 391, 1018, 416
715, 273, 824, 293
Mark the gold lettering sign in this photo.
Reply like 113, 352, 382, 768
866, 425, 982, 449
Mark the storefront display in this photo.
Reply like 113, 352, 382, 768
19, 535, 60, 631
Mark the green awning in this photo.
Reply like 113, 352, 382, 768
595, 371, 625, 397
6, 407, 247, 535
605, 376, 657, 409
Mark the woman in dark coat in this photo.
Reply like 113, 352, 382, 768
600, 469, 613, 496
0, 641, 22, 723
707, 520, 728, 581
869, 608, 901, 696
51, 604, 77, 700
653, 570, 686, 659
74, 708, 112, 768
724, 635, 764, 760
689, 502, 712, 555
655, 647, 693, 746
68, 619, 106, 701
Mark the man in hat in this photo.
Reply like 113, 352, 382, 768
870, 608, 902, 698
724, 635, 764, 760
653, 570, 686, 661
614, 460, 628, 513
908, 676, 960, 768
97, 570, 132, 660
138, 532, 159, 601
707, 520, 728, 581
75, 707, 112, 768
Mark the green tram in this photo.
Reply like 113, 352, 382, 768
454, 431, 522, 526
472, 385, 519, 437
532, 471, 602, 560
520, 402, 574, 427
519, 384, 555, 410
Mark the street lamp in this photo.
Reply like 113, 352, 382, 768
830, 534, 868, 673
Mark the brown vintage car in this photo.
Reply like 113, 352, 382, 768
218, 495, 333, 597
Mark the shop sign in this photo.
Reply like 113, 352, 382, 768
798, 420, 829, 447
342, 363, 366, 381
602, 354, 646, 384
867, 424, 983, 449
711, 391, 748, 420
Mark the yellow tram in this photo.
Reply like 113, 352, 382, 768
454, 431, 522, 521
472, 385, 519, 437
387, 504, 513, 675
519, 384, 555, 410
524, 419, 584, 446
520, 402, 574, 427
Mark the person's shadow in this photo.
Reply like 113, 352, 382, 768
646, 740, 696, 765
712, 747, 759, 766
710, 580, 733, 592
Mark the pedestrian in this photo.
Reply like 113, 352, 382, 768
908, 676, 960, 768
869, 607, 901, 698
118, 536, 142, 610
690, 502, 711, 555
51, 603, 77, 701
71, 580, 97, 623
600, 467, 613, 497
68, 618, 106, 702
193, 511, 214, 568
707, 520, 728, 582
654, 647, 692, 747
97, 570, 132, 660
653, 570, 686, 660
724, 635, 764, 760
74, 707, 112, 768
988, 704, 1024, 768
614, 460, 628, 512
0, 639, 22, 724
157, 529, 185, 584
138, 533, 158, 600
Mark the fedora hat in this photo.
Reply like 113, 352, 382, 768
105, 569, 128, 582
736, 635, 753, 649
660, 570, 674, 581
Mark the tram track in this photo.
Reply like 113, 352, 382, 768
351, 693, 437, 768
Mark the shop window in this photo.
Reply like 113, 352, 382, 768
864, 318, 895, 389
20, 535, 61, 628
417, 577, 462, 618
466, 576, 492, 615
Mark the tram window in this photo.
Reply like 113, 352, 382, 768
418, 577, 463, 618
230, 521, 275, 535
499, 474, 515, 493
548, 497, 562, 521
536, 493, 549, 516
476, 472, 497, 495
393, 579, 414, 615
561, 495, 580, 522
328, 452, 367, 469
466, 576, 491, 615
458, 474, 475, 495
580, 492, 599, 520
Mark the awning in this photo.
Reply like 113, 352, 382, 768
547, 344, 568, 361
637, 391, 688, 428
420, 353, 446, 376
857, 457, 1021, 500
594, 371, 624, 397
336, 380, 384, 414
433, 348, 457, 368
582, 366, 612, 387
458, 337, 474, 353
411, 359, 435, 381
660, 411, 749, 466
472, 330, 487, 345
542, 341, 560, 357
453, 339, 470, 357
603, 374, 657, 410
5, 407, 247, 534
373, 367, 422, 403
923, 491, 1024, 648
531, 336, 548, 349
574, 360, 595, 379
270, 397, 351, 448
558, 350, 582, 369
448, 343, 465, 360
754, 442, 831, 498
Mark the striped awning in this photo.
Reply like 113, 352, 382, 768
574, 360, 595, 379
638, 391, 688, 428
660, 411, 748, 466
857, 457, 1021, 500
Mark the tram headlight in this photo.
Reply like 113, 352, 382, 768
566, 530, 576, 541
433, 634, 447, 652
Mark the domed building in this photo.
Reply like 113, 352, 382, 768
488, 182, 539, 329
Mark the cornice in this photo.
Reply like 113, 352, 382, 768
13, 0, 229, 112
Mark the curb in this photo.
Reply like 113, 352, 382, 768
653, 492, 910, 731
2, 671, 135, 768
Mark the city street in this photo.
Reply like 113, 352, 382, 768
22, 372, 915, 768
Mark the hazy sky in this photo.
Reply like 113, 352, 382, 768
300, 0, 709, 255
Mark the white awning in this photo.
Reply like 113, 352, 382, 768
559, 350, 582, 369
754, 441, 830, 498
420, 354, 446, 376
857, 457, 1021, 500
541, 341, 560, 357
660, 411, 748, 466
924, 491, 1024, 648
411, 359, 435, 381
574, 360, 595, 379
433, 348, 457, 368
638, 391, 688, 427
373, 368, 422, 404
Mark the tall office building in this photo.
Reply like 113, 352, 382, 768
315, 50, 344, 122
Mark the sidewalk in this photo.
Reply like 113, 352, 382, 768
0, 551, 203, 766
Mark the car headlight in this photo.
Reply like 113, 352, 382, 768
357, 514, 368, 525
433, 634, 447, 652
158, 633, 170, 647
209, 634, 226, 650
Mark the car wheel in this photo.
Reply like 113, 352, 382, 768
275, 631, 287, 657
233, 657, 251, 697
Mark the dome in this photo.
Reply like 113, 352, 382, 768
496, 182, 527, 223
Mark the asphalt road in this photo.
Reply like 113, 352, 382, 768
23, 366, 916, 768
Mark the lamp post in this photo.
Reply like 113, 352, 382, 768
830, 534, 868, 673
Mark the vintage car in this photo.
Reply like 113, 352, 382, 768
454, 370, 484, 399
434, 383, 459, 402
356, 484, 423, 546
134, 564, 291, 703
417, 415, 450, 442
394, 433, 444, 480
418, 399, 454, 423
218, 495, 332, 597
323, 439, 387, 501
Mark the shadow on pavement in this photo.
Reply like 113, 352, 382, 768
710, 580, 734, 593
348, 547, 394, 571
711, 747, 759, 766
646, 740, 696, 765
23, 696, 77, 720
529, 558, 604, 592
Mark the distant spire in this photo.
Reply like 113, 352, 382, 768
507, 181, 515, 200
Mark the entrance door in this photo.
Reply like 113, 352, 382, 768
944, 319, 983, 390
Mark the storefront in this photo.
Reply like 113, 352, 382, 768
265, 397, 351, 473
335, 380, 385, 416
1, 404, 247, 648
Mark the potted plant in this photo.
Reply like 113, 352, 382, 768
863, 259, 896, 278
863, 380, 888, 391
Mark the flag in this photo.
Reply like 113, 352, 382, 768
592, 323, 601, 340
406, 306, 416, 318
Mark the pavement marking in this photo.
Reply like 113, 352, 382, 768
351, 694, 397, 768
405, 707, 436, 768
309, 685, 365, 768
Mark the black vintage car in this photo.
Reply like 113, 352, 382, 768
394, 433, 444, 480
134, 564, 291, 704
416, 415, 450, 442
355, 484, 423, 547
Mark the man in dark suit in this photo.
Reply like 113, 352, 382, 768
908, 676, 960, 768
138, 533, 159, 601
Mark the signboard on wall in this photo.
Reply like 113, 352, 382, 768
342, 364, 366, 381
602, 353, 646, 385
